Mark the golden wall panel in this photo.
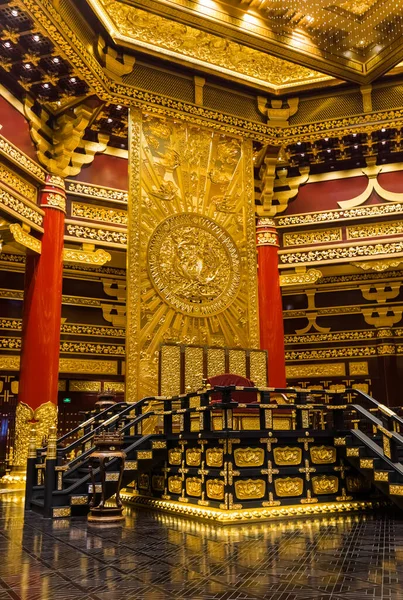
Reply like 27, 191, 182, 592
160, 345, 181, 397
286, 363, 346, 379
309, 446, 337, 464
206, 479, 224, 500
69, 380, 102, 392
349, 361, 369, 375
312, 475, 339, 495
249, 350, 267, 387
206, 447, 223, 467
229, 349, 247, 378
207, 348, 226, 378
184, 346, 204, 392
234, 447, 264, 467
126, 113, 259, 400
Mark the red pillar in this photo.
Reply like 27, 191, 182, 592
14, 175, 65, 468
256, 218, 286, 387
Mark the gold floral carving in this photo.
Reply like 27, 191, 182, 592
71, 203, 127, 225
96, 0, 329, 91
286, 363, 346, 379
169, 448, 182, 466
235, 479, 266, 500
273, 447, 302, 466
59, 359, 118, 374
274, 477, 304, 497
67, 182, 128, 203
0, 189, 43, 227
286, 346, 376, 361
152, 475, 164, 491
280, 269, 323, 287
186, 448, 202, 467
206, 478, 225, 500
256, 232, 278, 247
13, 401, 58, 468
59, 341, 124, 355
348, 221, 403, 240
186, 477, 202, 497
168, 476, 182, 494
69, 381, 102, 392
105, 382, 125, 392
206, 447, 224, 468
63, 247, 112, 266
0, 135, 45, 182
148, 214, 241, 317
283, 229, 342, 247
374, 471, 389, 482
9, 224, 41, 254
279, 241, 403, 265
349, 361, 369, 375
285, 330, 375, 345
310, 446, 337, 465
0, 164, 37, 202
234, 447, 264, 468
360, 458, 374, 469
389, 485, 403, 496
351, 258, 403, 272
66, 223, 127, 246
45, 193, 66, 212
312, 475, 339, 495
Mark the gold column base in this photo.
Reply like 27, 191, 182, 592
12, 401, 58, 470
0, 467, 26, 492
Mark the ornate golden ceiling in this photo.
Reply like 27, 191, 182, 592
91, 0, 403, 84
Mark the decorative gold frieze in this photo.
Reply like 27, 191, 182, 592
0, 189, 43, 227
374, 471, 389, 482
63, 247, 112, 266
277, 202, 403, 228
312, 475, 339, 495
286, 347, 376, 361
71, 202, 127, 226
8, 223, 41, 253
286, 363, 346, 379
168, 476, 182, 495
273, 447, 302, 466
234, 447, 264, 468
310, 446, 337, 465
0, 135, 45, 182
66, 223, 127, 246
186, 477, 202, 497
349, 361, 369, 376
206, 479, 225, 500
280, 268, 323, 287
279, 241, 403, 266
186, 448, 202, 467
69, 381, 102, 392
67, 182, 128, 203
285, 330, 376, 345
389, 484, 403, 496
274, 477, 304, 497
348, 220, 403, 239
0, 163, 37, 202
206, 448, 224, 468
351, 258, 403, 272
360, 458, 374, 469
168, 448, 182, 466
283, 229, 342, 247
59, 341, 124, 356
235, 479, 266, 500
45, 192, 66, 212
59, 359, 118, 375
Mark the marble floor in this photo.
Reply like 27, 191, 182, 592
1, 495, 403, 600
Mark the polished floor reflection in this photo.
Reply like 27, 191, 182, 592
1, 495, 403, 600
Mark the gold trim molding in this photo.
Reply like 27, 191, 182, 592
286, 363, 346, 379
66, 181, 128, 203
63, 246, 112, 266
0, 355, 118, 374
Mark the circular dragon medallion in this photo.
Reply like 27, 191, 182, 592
147, 213, 241, 316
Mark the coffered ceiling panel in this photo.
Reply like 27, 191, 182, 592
90, 0, 403, 84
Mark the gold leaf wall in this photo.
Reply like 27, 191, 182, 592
127, 110, 259, 400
